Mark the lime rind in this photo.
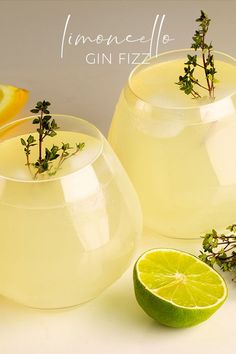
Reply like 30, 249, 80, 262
133, 248, 228, 327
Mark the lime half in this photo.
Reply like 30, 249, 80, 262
133, 248, 227, 328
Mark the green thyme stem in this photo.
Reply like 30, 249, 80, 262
26, 154, 30, 167
202, 46, 212, 97
191, 87, 201, 99
38, 109, 43, 163
196, 63, 205, 69
20, 100, 85, 179
34, 169, 40, 180
199, 226, 236, 279
176, 10, 217, 100
50, 143, 85, 176
26, 157, 34, 179
190, 77, 208, 91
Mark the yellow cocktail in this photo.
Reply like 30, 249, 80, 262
109, 50, 236, 238
0, 115, 142, 308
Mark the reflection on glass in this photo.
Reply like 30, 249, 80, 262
0, 115, 142, 308
109, 50, 236, 239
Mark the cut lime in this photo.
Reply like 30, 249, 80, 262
133, 248, 227, 328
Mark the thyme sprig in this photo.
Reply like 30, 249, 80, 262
20, 100, 85, 179
176, 10, 217, 100
199, 225, 236, 280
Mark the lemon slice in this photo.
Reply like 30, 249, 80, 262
0, 84, 29, 124
133, 248, 227, 328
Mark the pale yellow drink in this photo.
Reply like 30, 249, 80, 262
0, 117, 142, 308
0, 131, 100, 180
109, 50, 236, 238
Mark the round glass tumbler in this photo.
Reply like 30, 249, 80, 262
0, 115, 142, 309
109, 49, 236, 239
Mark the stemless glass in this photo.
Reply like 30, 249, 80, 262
0, 115, 142, 309
109, 49, 236, 239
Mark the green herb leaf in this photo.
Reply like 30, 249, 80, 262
32, 118, 40, 124
21, 138, 26, 146
176, 10, 217, 100
20, 100, 86, 179
199, 226, 236, 281
30, 109, 39, 114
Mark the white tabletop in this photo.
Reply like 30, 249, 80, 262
0, 231, 234, 354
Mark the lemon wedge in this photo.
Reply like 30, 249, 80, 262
0, 85, 29, 125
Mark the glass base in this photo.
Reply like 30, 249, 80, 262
144, 224, 201, 241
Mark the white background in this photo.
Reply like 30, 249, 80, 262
1, 0, 236, 134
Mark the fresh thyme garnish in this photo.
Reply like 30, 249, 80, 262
199, 225, 236, 280
20, 100, 85, 179
176, 10, 217, 100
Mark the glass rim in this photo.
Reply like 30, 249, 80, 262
0, 114, 104, 184
127, 48, 236, 112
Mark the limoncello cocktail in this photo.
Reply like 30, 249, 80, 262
109, 50, 236, 238
0, 115, 142, 308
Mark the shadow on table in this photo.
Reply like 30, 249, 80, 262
88, 275, 189, 334
0, 286, 193, 336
